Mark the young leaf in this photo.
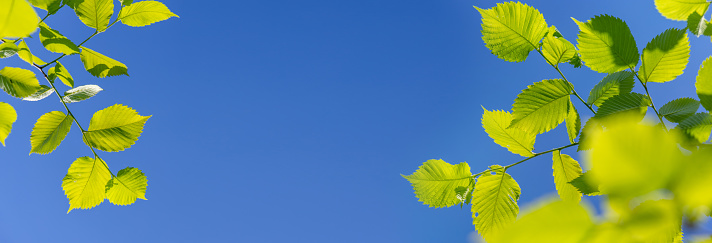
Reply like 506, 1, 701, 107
594, 93, 651, 123
63, 85, 103, 103
542, 26, 577, 66
402, 159, 472, 208
28, 0, 62, 14
640, 28, 690, 83
552, 151, 583, 202
17, 41, 46, 65
0, 102, 17, 146
568, 172, 600, 196
80, 47, 129, 78
0, 67, 41, 98
66, 0, 114, 32
659, 97, 700, 123
573, 15, 639, 73
0, 42, 19, 58
587, 71, 635, 107
481, 108, 536, 157
106, 167, 148, 206
475, 2, 548, 62
565, 103, 581, 143
118, 1, 179, 27
62, 157, 112, 213
84, 104, 151, 152
677, 112, 712, 143
38, 23, 81, 55
510, 79, 573, 134
472, 165, 520, 241
22, 85, 54, 101
655, 0, 710, 21
47, 62, 74, 88
696, 56, 712, 111
0, 0, 39, 39
488, 200, 594, 243
30, 111, 73, 154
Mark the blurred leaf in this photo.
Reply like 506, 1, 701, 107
475, 2, 548, 62
481, 107, 536, 157
696, 56, 712, 111
402, 159, 472, 208
569, 172, 600, 196
0, 0, 39, 39
489, 200, 594, 243
0, 102, 17, 146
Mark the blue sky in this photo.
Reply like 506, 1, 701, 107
1, 0, 711, 242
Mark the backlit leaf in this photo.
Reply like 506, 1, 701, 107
594, 93, 651, 123
687, 12, 712, 37
677, 112, 712, 143
472, 165, 520, 241
542, 26, 577, 66
66, 0, 113, 32
62, 157, 112, 213
659, 97, 700, 123
655, 0, 710, 21
22, 85, 53, 101
63, 85, 103, 103
481, 108, 536, 157
30, 111, 73, 154
47, 62, 73, 88
80, 47, 129, 78
106, 167, 148, 206
475, 2, 548, 62
118, 1, 178, 27
573, 15, 639, 73
640, 28, 690, 83
17, 41, 46, 65
0, 0, 39, 39
552, 151, 583, 202
696, 56, 712, 111
0, 67, 41, 98
0, 42, 19, 58
39, 22, 80, 54
0, 102, 17, 146
402, 159, 472, 208
569, 172, 600, 196
565, 103, 581, 143
587, 71, 635, 107
28, 0, 62, 14
510, 79, 572, 134
84, 104, 151, 152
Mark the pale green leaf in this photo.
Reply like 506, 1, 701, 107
475, 2, 548, 62
118, 1, 178, 27
594, 93, 651, 123
0, 42, 19, 58
84, 104, 151, 152
552, 151, 583, 202
640, 28, 690, 83
63, 85, 103, 103
66, 0, 113, 32
565, 103, 581, 143
655, 0, 710, 21
678, 112, 712, 143
696, 56, 712, 111
510, 79, 572, 134
62, 157, 112, 213
30, 111, 73, 154
0, 102, 17, 146
481, 108, 536, 157
472, 165, 520, 241
489, 200, 594, 243
573, 15, 639, 73
17, 41, 46, 65
80, 47, 129, 78
0, 0, 39, 38
47, 62, 73, 88
402, 159, 472, 208
106, 167, 148, 205
38, 22, 80, 54
587, 71, 635, 107
568, 172, 600, 196
674, 148, 712, 208
624, 200, 681, 242
0, 67, 41, 98
22, 84, 53, 101
542, 26, 577, 66
659, 97, 700, 123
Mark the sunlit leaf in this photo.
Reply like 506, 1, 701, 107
106, 167, 148, 206
565, 103, 581, 143
80, 47, 129, 78
510, 79, 572, 134
472, 165, 520, 241
30, 111, 73, 154
0, 42, 19, 58
623, 200, 681, 242
489, 199, 594, 243
481, 107, 536, 157
696, 56, 712, 111
0, 0, 39, 39
118, 1, 178, 27
552, 151, 583, 202
84, 104, 151, 152
63, 85, 103, 103
62, 157, 112, 213
38, 22, 80, 55
568, 172, 600, 196
0, 67, 41, 98
674, 148, 712, 208
0, 102, 17, 146
687, 12, 712, 37
587, 71, 635, 107
66, 0, 113, 32
475, 2, 548, 62
640, 28, 690, 83
542, 26, 577, 66
402, 159, 472, 208
28, 0, 62, 14
22, 85, 53, 101
17, 41, 46, 65
47, 62, 73, 88
573, 15, 639, 73
659, 97, 700, 123
655, 0, 710, 21
677, 112, 712, 143
594, 93, 651, 124
578, 118, 603, 151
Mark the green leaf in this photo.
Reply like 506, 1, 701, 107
0, 102, 17, 146
62, 157, 112, 213
578, 118, 603, 151
118, 1, 179, 27
624, 200, 682, 242
568, 172, 600, 196
640, 28, 690, 83
0, 42, 19, 58
38, 22, 80, 55
106, 167, 148, 206
542, 26, 577, 66
510, 79, 572, 134
687, 12, 712, 37
678, 112, 712, 143
22, 84, 53, 101
63, 85, 103, 103
552, 151, 583, 202
80, 47, 129, 78
402, 159, 472, 208
594, 93, 651, 123
659, 98, 701, 123
66, 0, 113, 32
696, 56, 712, 111
475, 2, 548, 62
28, 0, 62, 14
587, 71, 635, 107
119, 0, 133, 7
84, 104, 151, 152
481, 107, 536, 157
47, 62, 73, 88
17, 41, 46, 65
573, 15, 639, 73
0, 0, 39, 39
565, 103, 581, 143
655, 0, 710, 21
30, 111, 73, 154
488, 200, 594, 243
0, 67, 41, 98
471, 165, 520, 241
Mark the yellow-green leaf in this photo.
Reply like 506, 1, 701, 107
565, 103, 581, 143
0, 67, 41, 98
118, 1, 178, 27
62, 157, 112, 213
79, 47, 129, 78
587, 71, 635, 107
659, 97, 700, 123
472, 165, 520, 241
655, 0, 710, 21
696, 56, 712, 111
38, 22, 80, 54
475, 2, 548, 62
17, 41, 46, 65
481, 108, 536, 157
0, 0, 39, 38
552, 151, 583, 202
106, 167, 148, 205
640, 28, 690, 83
30, 111, 73, 154
542, 26, 577, 66
677, 112, 712, 143
489, 200, 594, 243
66, 0, 113, 32
402, 159, 472, 208
0, 42, 19, 58
84, 104, 151, 152
0, 102, 17, 146
510, 79, 573, 134
63, 85, 103, 103
573, 15, 639, 73
47, 62, 73, 87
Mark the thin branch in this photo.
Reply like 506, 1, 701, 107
535, 49, 597, 115
472, 143, 579, 178
629, 68, 667, 130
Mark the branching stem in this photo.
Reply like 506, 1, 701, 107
471, 143, 579, 178
629, 68, 667, 130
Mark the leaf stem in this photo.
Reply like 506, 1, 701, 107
40, 18, 117, 69
536, 49, 597, 115
629, 68, 667, 130
472, 143, 579, 178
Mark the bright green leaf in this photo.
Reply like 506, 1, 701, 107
696, 56, 712, 111
30, 111, 73, 154
0, 102, 17, 146
106, 167, 148, 206
119, 0, 132, 6
655, 0, 710, 21
0, 67, 41, 98
565, 103, 581, 143
594, 93, 651, 123
17, 41, 46, 65
587, 71, 635, 107
489, 199, 594, 243
677, 112, 712, 143
481, 108, 536, 157
674, 148, 712, 208
510, 79, 572, 134
63, 85, 103, 103
38, 22, 80, 55
552, 151, 583, 202
80, 47, 129, 78
62, 157, 112, 213
577, 118, 603, 151
475, 2, 548, 62
659, 97, 700, 123
28, 0, 62, 13
402, 159, 472, 208
66, 0, 113, 32
0, 0, 39, 39
0, 42, 19, 58
687, 12, 712, 36
568, 172, 600, 196
542, 26, 577, 66
623, 200, 682, 242
573, 15, 639, 73
640, 28, 690, 83
84, 104, 151, 152
22, 84, 53, 101
47, 62, 73, 87
118, 1, 178, 27
472, 165, 520, 241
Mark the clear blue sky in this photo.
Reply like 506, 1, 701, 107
0, 0, 710, 242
